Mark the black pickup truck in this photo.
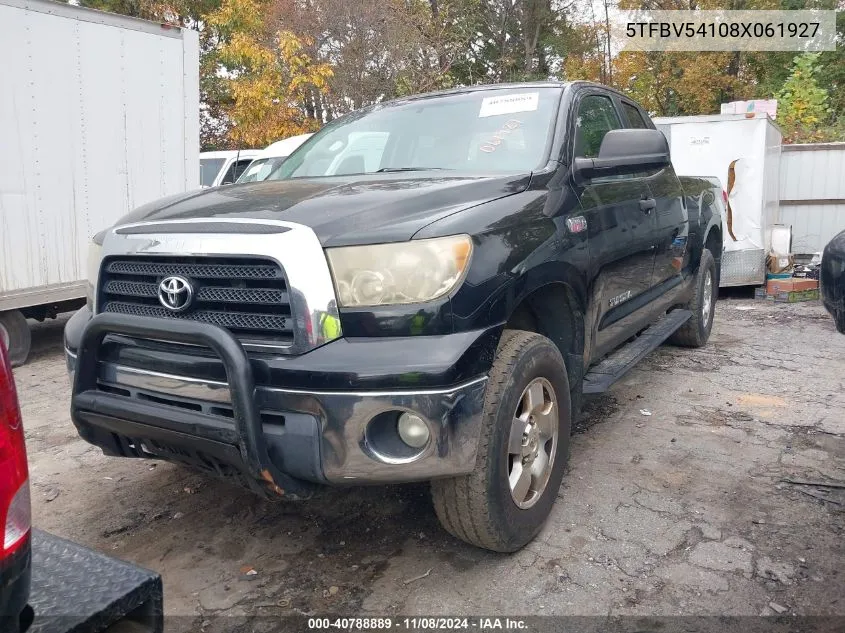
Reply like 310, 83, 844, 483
64, 81, 723, 552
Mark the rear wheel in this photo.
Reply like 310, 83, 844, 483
431, 330, 571, 552
0, 310, 31, 367
668, 249, 717, 348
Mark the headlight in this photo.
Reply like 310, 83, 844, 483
86, 232, 106, 309
326, 235, 473, 307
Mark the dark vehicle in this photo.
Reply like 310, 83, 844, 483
64, 82, 723, 552
821, 229, 845, 333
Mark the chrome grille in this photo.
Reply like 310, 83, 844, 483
98, 256, 293, 346
101, 281, 288, 305
106, 260, 280, 279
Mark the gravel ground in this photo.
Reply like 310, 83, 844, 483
14, 297, 845, 629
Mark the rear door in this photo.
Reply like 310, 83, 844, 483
571, 90, 656, 358
621, 100, 689, 290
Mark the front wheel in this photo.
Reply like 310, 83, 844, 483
431, 330, 571, 552
668, 248, 717, 348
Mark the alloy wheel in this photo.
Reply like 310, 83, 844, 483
507, 377, 559, 509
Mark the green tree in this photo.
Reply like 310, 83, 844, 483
776, 53, 832, 143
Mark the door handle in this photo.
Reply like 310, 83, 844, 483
640, 197, 656, 213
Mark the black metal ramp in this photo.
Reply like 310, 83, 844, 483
582, 309, 692, 395
28, 529, 163, 633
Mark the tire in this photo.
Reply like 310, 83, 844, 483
431, 330, 571, 552
0, 310, 31, 367
668, 248, 717, 348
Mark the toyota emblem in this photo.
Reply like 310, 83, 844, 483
158, 276, 194, 312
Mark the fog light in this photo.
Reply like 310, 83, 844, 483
397, 413, 430, 449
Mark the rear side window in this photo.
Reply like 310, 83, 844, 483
574, 95, 621, 158
622, 102, 649, 129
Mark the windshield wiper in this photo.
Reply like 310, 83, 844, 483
375, 166, 449, 173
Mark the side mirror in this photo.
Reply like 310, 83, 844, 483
573, 129, 670, 183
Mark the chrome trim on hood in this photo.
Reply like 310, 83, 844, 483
95, 218, 341, 354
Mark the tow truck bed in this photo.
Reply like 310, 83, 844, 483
28, 529, 163, 633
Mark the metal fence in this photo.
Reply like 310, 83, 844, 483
778, 142, 845, 254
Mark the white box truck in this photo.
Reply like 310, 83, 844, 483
0, 0, 199, 365
654, 113, 783, 287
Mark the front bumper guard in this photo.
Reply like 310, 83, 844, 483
71, 313, 311, 499
70, 314, 489, 494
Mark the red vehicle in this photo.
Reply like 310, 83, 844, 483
0, 341, 32, 632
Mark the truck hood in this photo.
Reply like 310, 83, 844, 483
116, 172, 531, 246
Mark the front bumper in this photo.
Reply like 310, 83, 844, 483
67, 313, 492, 496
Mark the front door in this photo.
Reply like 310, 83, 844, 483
619, 100, 690, 290
570, 92, 656, 360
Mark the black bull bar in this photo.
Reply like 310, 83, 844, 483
70, 313, 316, 499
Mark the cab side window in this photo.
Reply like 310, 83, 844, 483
232, 158, 253, 181
622, 102, 649, 129
220, 159, 253, 185
574, 94, 621, 158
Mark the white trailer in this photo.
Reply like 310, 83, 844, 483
0, 0, 200, 365
654, 113, 783, 287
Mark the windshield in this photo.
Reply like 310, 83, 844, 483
236, 156, 289, 183
199, 158, 225, 187
269, 87, 561, 180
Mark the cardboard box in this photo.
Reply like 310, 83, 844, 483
771, 289, 820, 303
767, 252, 794, 275
766, 278, 818, 295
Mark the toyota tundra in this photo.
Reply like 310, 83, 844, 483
64, 82, 723, 552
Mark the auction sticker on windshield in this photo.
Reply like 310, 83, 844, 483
478, 92, 538, 118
